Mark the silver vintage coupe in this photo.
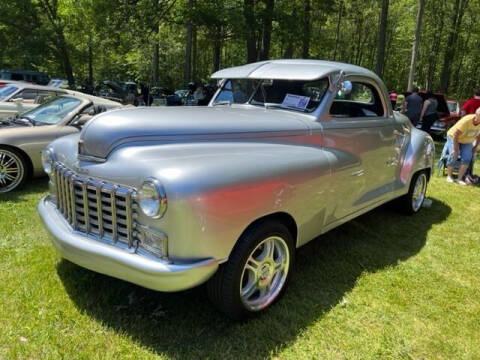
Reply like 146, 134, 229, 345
38, 60, 434, 319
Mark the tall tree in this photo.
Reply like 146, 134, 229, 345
258, 0, 274, 60
184, 0, 195, 83
302, 0, 311, 58
407, 0, 425, 91
375, 0, 389, 78
439, 0, 469, 93
244, 0, 257, 63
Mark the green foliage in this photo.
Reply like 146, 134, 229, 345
1, 0, 480, 97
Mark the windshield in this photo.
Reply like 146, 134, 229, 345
213, 78, 329, 112
21, 96, 82, 125
0, 85, 19, 101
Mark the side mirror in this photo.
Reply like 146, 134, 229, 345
338, 81, 353, 96
72, 114, 92, 127
13, 98, 23, 105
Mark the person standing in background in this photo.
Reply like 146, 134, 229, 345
419, 91, 438, 132
445, 108, 480, 185
389, 90, 398, 110
402, 86, 423, 126
461, 90, 480, 115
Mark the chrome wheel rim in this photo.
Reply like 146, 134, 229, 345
240, 236, 290, 312
0, 150, 24, 193
412, 173, 427, 212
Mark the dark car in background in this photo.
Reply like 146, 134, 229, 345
0, 69, 50, 85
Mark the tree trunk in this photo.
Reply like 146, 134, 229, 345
152, 41, 159, 86
88, 38, 93, 88
259, 0, 274, 60
333, 0, 343, 61
407, 0, 425, 91
213, 26, 222, 72
439, 0, 468, 93
184, 0, 194, 83
192, 25, 197, 80
375, 0, 389, 78
302, 0, 311, 59
244, 0, 257, 63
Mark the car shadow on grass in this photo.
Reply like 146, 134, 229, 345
0, 177, 48, 202
57, 198, 451, 359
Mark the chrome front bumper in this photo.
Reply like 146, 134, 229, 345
38, 196, 219, 292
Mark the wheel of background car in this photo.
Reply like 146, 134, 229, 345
207, 220, 294, 320
0, 147, 27, 193
397, 171, 428, 215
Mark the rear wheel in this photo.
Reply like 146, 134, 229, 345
207, 220, 294, 320
397, 170, 428, 214
0, 147, 28, 193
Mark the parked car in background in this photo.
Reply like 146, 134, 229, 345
404, 91, 461, 137
39, 60, 434, 319
0, 69, 50, 85
151, 87, 183, 106
94, 80, 144, 105
0, 93, 121, 193
0, 79, 24, 88
0, 83, 69, 118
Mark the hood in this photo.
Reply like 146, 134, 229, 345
79, 106, 312, 160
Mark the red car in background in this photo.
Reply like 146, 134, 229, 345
404, 91, 462, 137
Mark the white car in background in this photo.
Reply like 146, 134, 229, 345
0, 83, 68, 118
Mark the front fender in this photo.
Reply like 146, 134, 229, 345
102, 141, 332, 261
400, 126, 434, 187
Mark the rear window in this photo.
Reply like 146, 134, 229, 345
0, 85, 19, 101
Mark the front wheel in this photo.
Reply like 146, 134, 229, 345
0, 147, 28, 193
397, 170, 428, 214
207, 220, 294, 320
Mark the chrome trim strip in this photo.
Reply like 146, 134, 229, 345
77, 154, 107, 163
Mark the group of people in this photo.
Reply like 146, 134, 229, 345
402, 88, 480, 186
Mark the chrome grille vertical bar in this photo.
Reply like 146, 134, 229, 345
82, 181, 90, 234
60, 169, 67, 215
126, 191, 133, 247
55, 166, 63, 212
64, 171, 71, 222
96, 185, 104, 238
111, 186, 117, 243
69, 176, 77, 230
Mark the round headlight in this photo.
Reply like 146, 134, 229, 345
41, 149, 55, 175
137, 178, 167, 218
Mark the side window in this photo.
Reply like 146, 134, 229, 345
12, 89, 38, 102
35, 90, 57, 104
330, 81, 385, 118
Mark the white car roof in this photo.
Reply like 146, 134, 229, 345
64, 90, 122, 107
211, 59, 381, 82
4, 82, 67, 92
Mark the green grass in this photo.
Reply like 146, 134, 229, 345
1, 144, 479, 360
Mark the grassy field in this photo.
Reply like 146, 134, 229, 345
1, 145, 479, 359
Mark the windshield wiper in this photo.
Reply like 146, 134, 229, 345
13, 115, 36, 126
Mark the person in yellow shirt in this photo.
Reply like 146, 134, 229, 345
445, 107, 480, 185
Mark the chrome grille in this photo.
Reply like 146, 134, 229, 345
53, 162, 137, 247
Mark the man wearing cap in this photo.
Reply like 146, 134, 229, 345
446, 107, 480, 185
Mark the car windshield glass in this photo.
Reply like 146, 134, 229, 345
0, 85, 19, 101
21, 96, 82, 125
213, 78, 329, 112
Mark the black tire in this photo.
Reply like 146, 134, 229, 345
0, 146, 29, 193
207, 220, 295, 320
397, 170, 428, 215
